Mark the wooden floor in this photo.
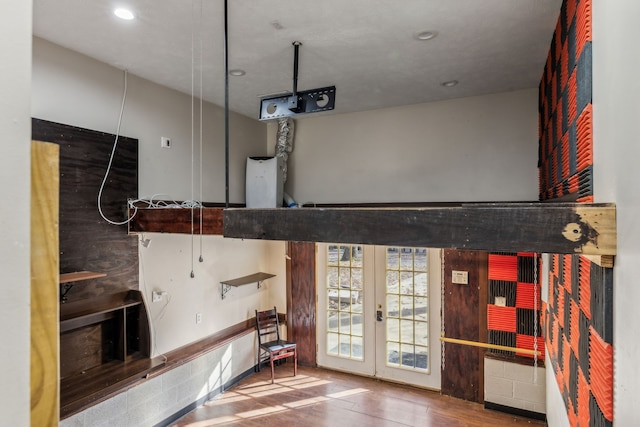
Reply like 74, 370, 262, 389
173, 366, 546, 427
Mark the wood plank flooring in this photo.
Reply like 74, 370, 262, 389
173, 366, 546, 427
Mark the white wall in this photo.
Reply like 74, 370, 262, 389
269, 89, 539, 204
545, 352, 571, 427
140, 234, 286, 354
31, 38, 289, 353
32, 37, 266, 203
592, 0, 640, 425
1, 1, 32, 425
484, 358, 546, 415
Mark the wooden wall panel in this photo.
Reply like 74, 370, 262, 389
287, 242, 317, 367
59, 325, 106, 379
31, 141, 60, 426
32, 118, 138, 302
441, 249, 488, 403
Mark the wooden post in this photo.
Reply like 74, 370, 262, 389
31, 141, 60, 426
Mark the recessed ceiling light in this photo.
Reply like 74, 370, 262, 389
114, 8, 135, 20
441, 80, 458, 87
229, 69, 246, 77
415, 30, 438, 41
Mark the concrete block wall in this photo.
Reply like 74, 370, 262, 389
484, 357, 546, 415
60, 333, 256, 427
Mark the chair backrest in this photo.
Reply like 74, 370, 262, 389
255, 306, 281, 345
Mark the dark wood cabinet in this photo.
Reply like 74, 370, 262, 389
59, 282, 155, 418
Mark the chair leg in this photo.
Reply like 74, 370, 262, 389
270, 355, 275, 384
294, 349, 298, 377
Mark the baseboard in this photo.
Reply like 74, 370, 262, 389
154, 365, 256, 427
484, 401, 546, 422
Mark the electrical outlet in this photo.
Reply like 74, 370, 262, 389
161, 136, 171, 148
152, 291, 164, 302
196, 312, 202, 324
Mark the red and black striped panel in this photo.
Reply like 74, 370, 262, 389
488, 253, 544, 359
547, 253, 613, 427
538, 0, 592, 203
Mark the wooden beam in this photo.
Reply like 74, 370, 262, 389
31, 141, 60, 426
223, 203, 616, 255
128, 207, 224, 235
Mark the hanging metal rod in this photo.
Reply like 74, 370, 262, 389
224, 0, 229, 207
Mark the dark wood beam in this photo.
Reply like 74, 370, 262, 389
223, 203, 616, 255
128, 207, 224, 235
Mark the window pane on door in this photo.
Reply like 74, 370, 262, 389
385, 247, 429, 371
326, 244, 364, 360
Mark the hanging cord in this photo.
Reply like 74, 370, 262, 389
189, 0, 196, 278
97, 69, 138, 225
198, 0, 204, 263
533, 253, 539, 383
441, 249, 446, 371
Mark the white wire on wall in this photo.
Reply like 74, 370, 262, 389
97, 69, 139, 226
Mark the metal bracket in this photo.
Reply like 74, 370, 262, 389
221, 283, 232, 300
60, 283, 74, 303
259, 41, 336, 120
259, 86, 336, 120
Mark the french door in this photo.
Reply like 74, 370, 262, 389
317, 244, 441, 390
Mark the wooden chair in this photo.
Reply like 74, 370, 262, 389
255, 306, 297, 384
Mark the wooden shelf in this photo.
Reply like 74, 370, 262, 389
220, 272, 275, 299
59, 271, 106, 283
60, 355, 165, 419
60, 290, 143, 332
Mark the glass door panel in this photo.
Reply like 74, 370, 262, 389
317, 244, 374, 375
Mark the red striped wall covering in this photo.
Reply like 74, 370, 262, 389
547, 254, 613, 427
487, 253, 544, 360
538, 0, 592, 202
538, 1, 613, 426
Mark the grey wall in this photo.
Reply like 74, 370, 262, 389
1, 1, 32, 425
269, 89, 539, 204
592, 0, 639, 425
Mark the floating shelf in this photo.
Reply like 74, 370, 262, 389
220, 272, 275, 300
59, 271, 107, 303
59, 271, 107, 283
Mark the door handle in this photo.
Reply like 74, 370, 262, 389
376, 310, 384, 322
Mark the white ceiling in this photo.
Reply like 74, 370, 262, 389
33, 0, 562, 120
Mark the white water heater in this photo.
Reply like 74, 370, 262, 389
246, 156, 283, 208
